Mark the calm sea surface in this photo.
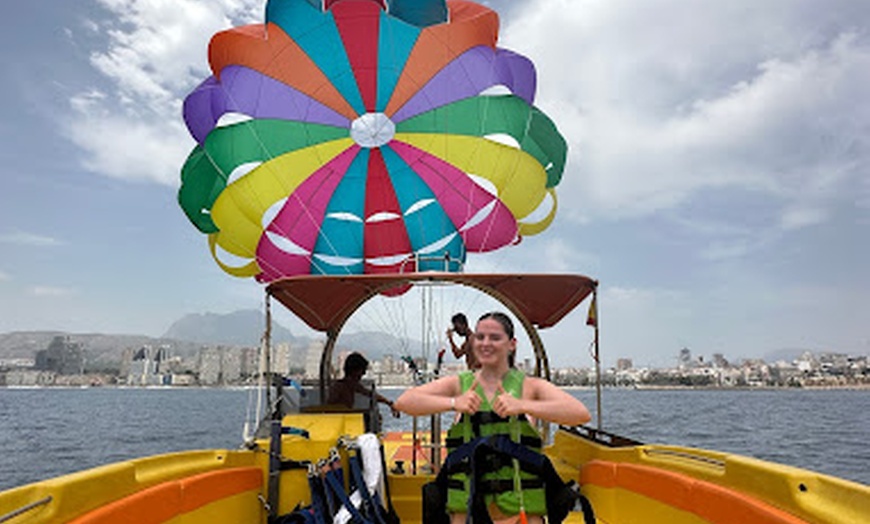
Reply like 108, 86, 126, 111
0, 387, 867, 491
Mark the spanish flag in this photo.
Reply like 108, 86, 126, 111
586, 296, 597, 327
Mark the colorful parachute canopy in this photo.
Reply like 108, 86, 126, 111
179, 0, 568, 283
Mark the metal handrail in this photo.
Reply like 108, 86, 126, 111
0, 496, 52, 524
565, 424, 643, 448
642, 447, 727, 468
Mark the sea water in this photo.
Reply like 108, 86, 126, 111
0, 387, 867, 490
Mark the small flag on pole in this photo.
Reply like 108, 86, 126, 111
586, 296, 597, 327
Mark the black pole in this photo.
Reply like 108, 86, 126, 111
266, 418, 281, 523
593, 288, 602, 430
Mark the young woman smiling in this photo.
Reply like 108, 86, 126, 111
394, 312, 591, 524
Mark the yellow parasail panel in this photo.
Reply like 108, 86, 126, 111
208, 234, 261, 278
210, 139, 355, 259
518, 188, 559, 237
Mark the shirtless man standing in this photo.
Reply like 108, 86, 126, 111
447, 313, 479, 369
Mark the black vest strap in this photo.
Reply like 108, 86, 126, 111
424, 435, 592, 524
442, 452, 545, 478
280, 459, 311, 471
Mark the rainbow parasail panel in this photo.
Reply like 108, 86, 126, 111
179, 0, 568, 282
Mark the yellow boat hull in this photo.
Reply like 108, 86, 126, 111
547, 427, 870, 524
2, 414, 868, 524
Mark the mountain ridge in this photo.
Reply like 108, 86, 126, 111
161, 309, 295, 346
0, 310, 417, 366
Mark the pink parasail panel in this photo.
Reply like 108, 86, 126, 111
256, 145, 361, 282
388, 140, 517, 252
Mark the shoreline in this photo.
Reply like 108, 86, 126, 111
3, 383, 868, 391
623, 384, 870, 391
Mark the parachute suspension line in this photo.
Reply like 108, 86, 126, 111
433, 282, 447, 354
350, 291, 412, 359
417, 281, 461, 371
427, 283, 444, 363
383, 289, 412, 357
389, 286, 415, 359
335, 281, 416, 372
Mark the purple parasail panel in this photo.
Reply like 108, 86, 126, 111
183, 65, 352, 144
390, 46, 537, 123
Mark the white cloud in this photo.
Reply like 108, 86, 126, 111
0, 270, 9, 281
30, 286, 76, 297
780, 207, 827, 230
503, 0, 870, 234
699, 241, 753, 262
65, 0, 262, 185
461, 237, 599, 276
530, 240, 599, 274
65, 104, 192, 185
0, 231, 63, 247
90, 0, 260, 106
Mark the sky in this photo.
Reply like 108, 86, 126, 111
0, 0, 868, 368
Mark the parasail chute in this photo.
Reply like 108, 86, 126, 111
179, 0, 571, 284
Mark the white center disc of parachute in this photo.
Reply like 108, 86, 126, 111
350, 113, 395, 148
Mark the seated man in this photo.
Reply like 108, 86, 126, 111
328, 352, 399, 417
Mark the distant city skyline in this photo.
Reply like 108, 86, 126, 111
3, 335, 865, 390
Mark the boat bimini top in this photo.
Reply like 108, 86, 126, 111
264, 272, 598, 399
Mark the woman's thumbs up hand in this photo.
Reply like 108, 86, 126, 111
453, 377, 482, 414
491, 383, 524, 417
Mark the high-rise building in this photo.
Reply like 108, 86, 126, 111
240, 347, 259, 379
678, 348, 692, 368
223, 348, 242, 383
273, 342, 291, 375
35, 336, 84, 375
198, 347, 223, 385
305, 340, 324, 379
616, 358, 633, 371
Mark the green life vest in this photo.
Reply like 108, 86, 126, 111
445, 369, 547, 516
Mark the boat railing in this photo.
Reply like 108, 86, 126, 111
0, 496, 52, 524
397, 252, 464, 273
565, 424, 644, 448
564, 425, 728, 470
641, 447, 727, 469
